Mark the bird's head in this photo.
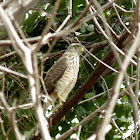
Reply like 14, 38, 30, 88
67, 43, 85, 55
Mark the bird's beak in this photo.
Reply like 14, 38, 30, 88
80, 46, 85, 53
80, 47, 85, 52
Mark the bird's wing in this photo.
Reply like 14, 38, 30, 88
44, 57, 67, 95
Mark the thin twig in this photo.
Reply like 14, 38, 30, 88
56, 0, 72, 32
94, 103, 129, 140
85, 48, 118, 73
0, 92, 25, 140
34, 0, 62, 52
78, 88, 112, 105
0, 65, 27, 79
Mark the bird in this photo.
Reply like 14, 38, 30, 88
44, 43, 84, 107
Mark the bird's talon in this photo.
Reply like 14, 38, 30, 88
61, 116, 65, 120
59, 101, 63, 106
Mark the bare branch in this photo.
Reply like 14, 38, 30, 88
34, 0, 62, 52
0, 65, 27, 79
0, 92, 25, 140
0, 5, 52, 140
96, 23, 140, 140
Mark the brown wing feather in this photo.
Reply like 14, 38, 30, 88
44, 57, 67, 95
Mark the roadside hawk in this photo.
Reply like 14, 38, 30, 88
44, 43, 84, 106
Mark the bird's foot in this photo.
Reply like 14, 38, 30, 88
58, 94, 66, 103
57, 93, 66, 106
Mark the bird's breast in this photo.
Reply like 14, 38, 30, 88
54, 60, 79, 100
